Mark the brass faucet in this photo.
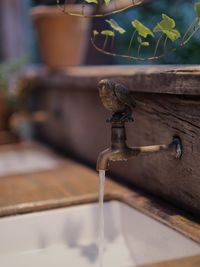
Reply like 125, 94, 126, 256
97, 79, 182, 171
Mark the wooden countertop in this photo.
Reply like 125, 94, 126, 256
0, 142, 199, 266
21, 65, 200, 95
141, 255, 200, 267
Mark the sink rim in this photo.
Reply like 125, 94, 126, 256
0, 190, 199, 244
0, 199, 199, 267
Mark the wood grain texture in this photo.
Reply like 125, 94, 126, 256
120, 93, 200, 216
0, 143, 199, 244
139, 255, 200, 267
21, 65, 200, 95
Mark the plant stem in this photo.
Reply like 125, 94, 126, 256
103, 36, 109, 50
91, 36, 178, 62
111, 35, 115, 51
154, 34, 163, 56
128, 30, 137, 55
181, 25, 200, 46
137, 44, 141, 56
181, 18, 198, 44
60, 2, 140, 18
163, 36, 168, 52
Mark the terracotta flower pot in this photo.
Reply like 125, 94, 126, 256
31, 5, 92, 69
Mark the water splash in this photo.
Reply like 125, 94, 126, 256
98, 170, 106, 267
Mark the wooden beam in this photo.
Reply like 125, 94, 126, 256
21, 65, 200, 95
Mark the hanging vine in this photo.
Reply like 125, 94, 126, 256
57, 0, 200, 62
57, 0, 147, 18
91, 2, 200, 61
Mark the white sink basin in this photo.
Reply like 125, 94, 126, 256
0, 201, 199, 267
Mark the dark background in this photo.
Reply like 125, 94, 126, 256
0, 0, 199, 65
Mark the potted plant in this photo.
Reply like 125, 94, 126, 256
54, 0, 200, 63
31, 0, 93, 68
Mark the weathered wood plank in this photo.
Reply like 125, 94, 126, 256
139, 255, 200, 267
120, 93, 200, 216
21, 65, 200, 95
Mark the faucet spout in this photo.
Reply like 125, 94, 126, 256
96, 147, 140, 171
97, 121, 140, 171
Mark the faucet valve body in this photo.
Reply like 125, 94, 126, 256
96, 119, 182, 171
111, 122, 127, 150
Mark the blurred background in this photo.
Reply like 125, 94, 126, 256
0, 0, 199, 66
0, 0, 200, 156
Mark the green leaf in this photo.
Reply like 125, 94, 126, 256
106, 19, 126, 34
101, 30, 115, 36
154, 14, 175, 31
104, 0, 111, 5
194, 2, 200, 19
132, 20, 154, 38
137, 37, 150, 46
154, 14, 181, 42
164, 29, 180, 41
85, 0, 98, 4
